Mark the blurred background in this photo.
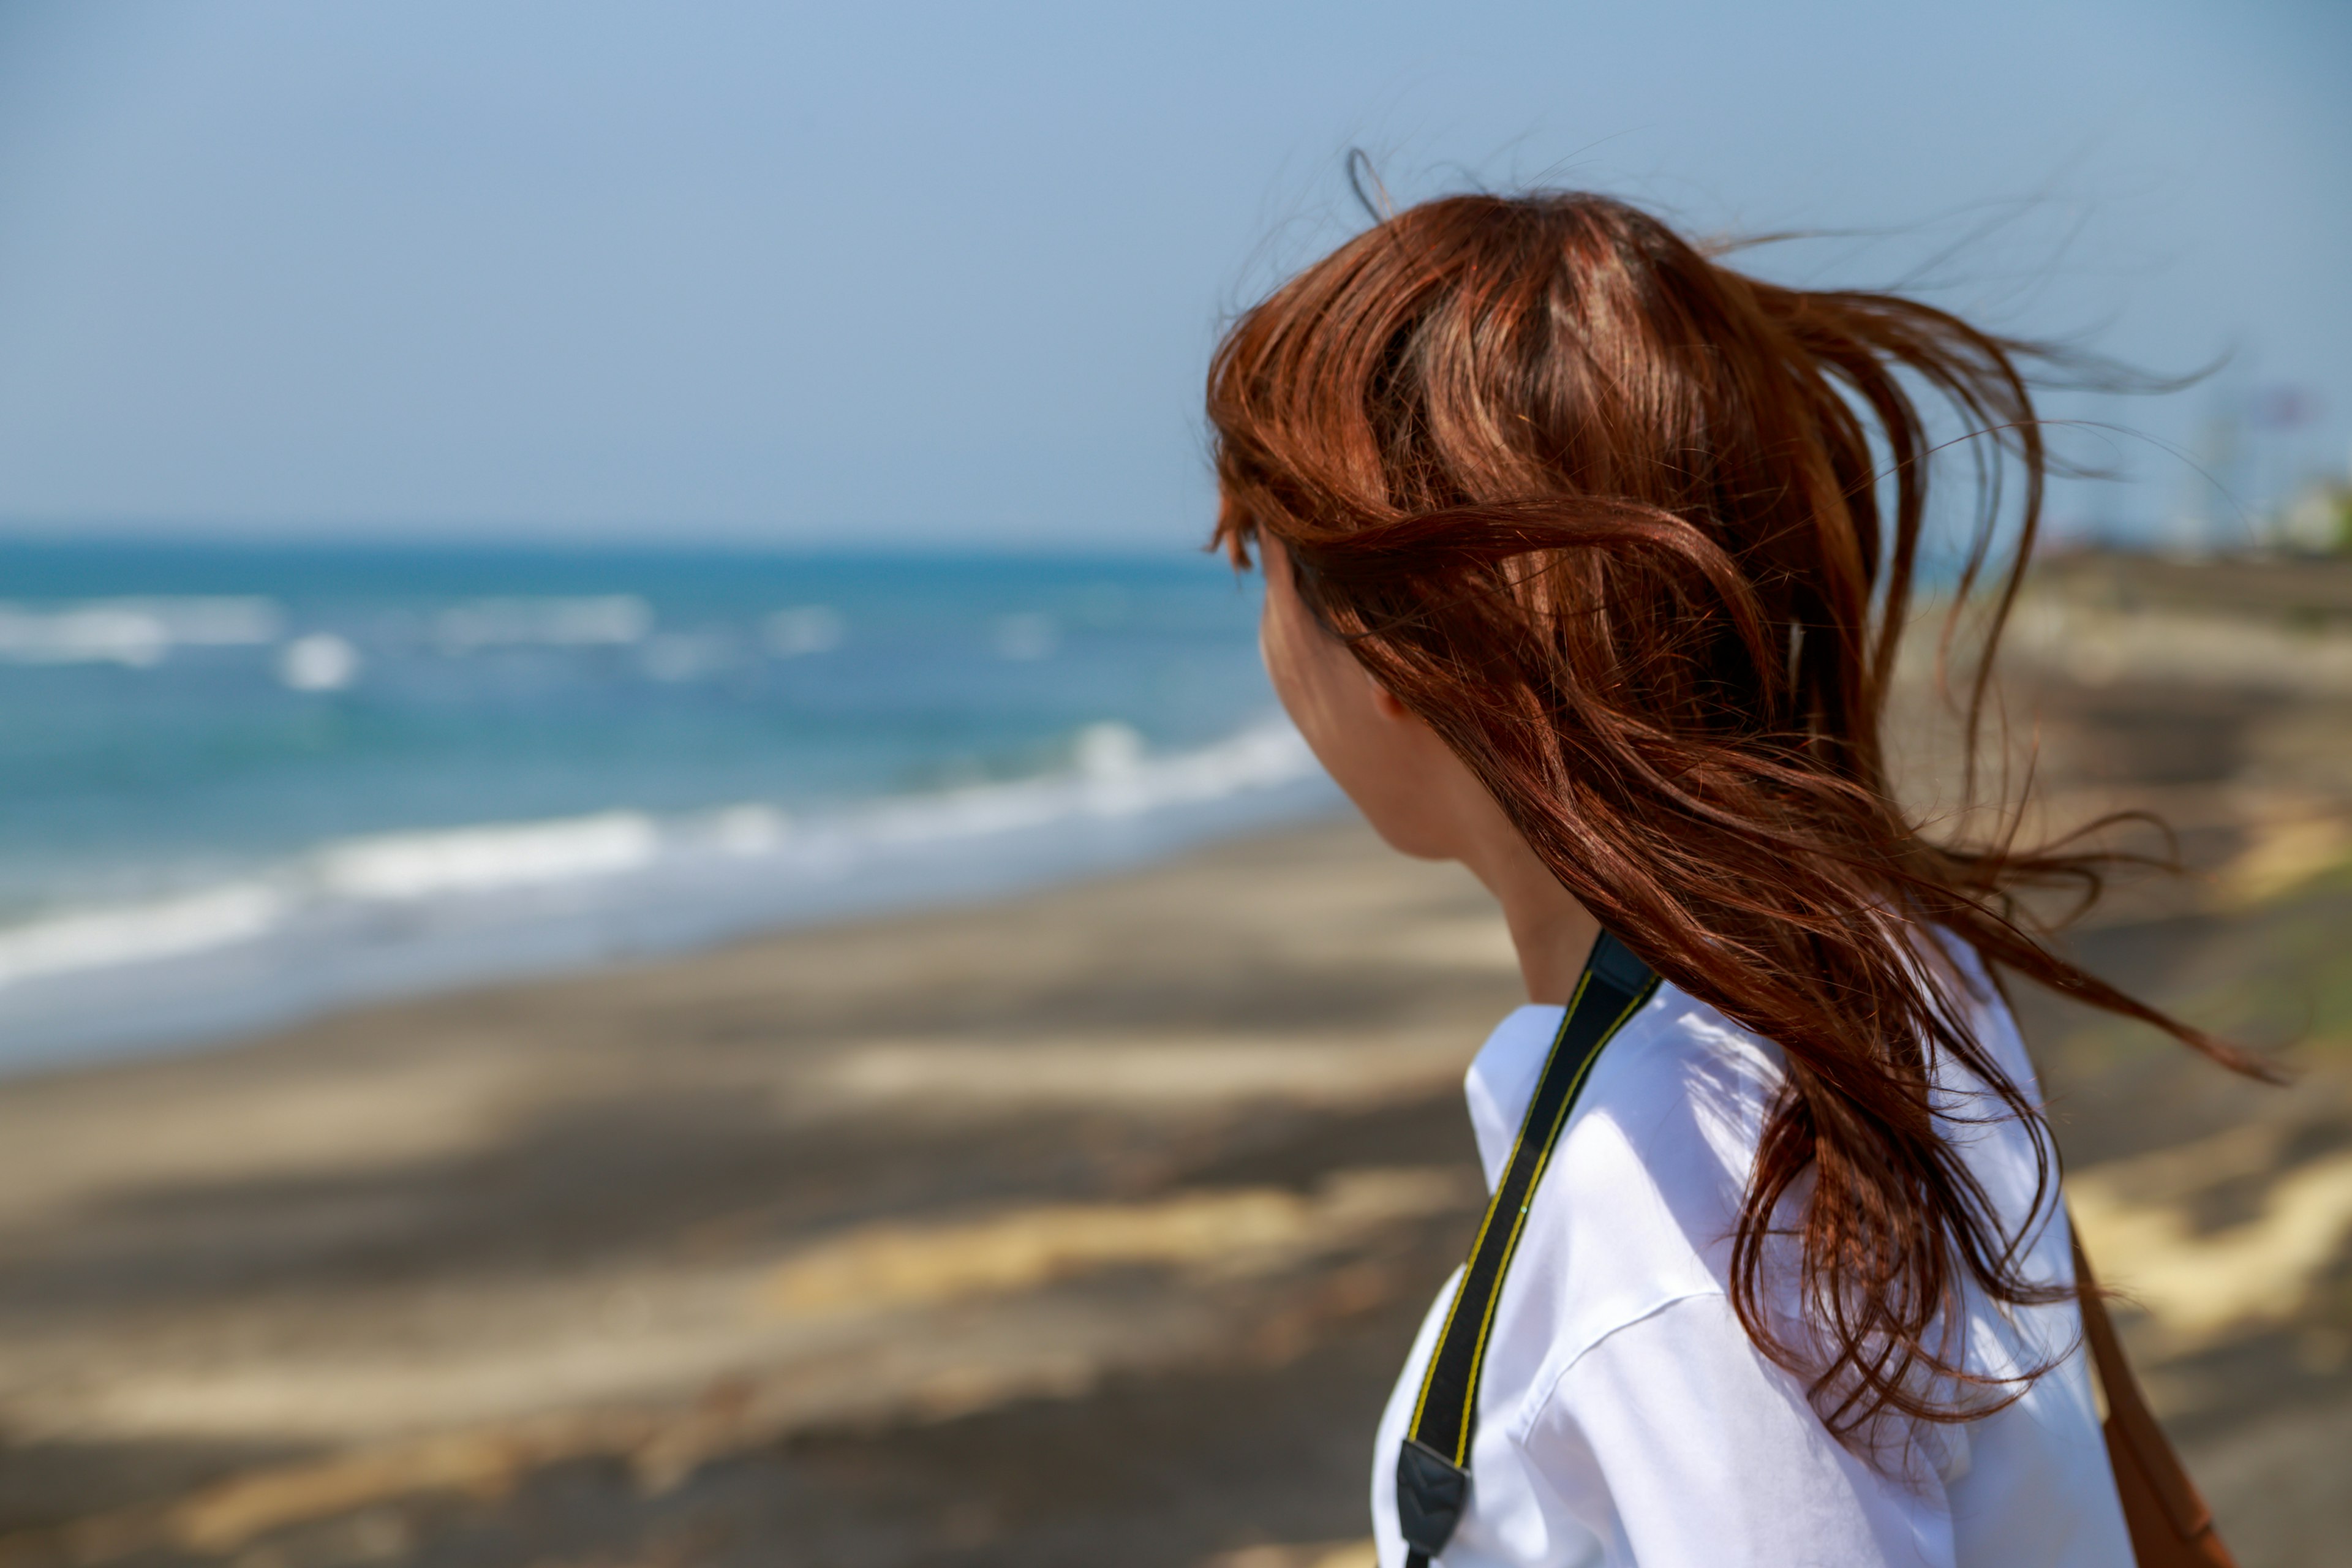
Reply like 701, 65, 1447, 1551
0, 3, 2347, 1565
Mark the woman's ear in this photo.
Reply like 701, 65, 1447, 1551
1368, 672, 1414, 722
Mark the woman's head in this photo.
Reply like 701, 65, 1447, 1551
1209, 190, 2241, 1452
1215, 192, 2007, 808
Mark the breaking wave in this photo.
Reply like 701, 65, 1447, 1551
0, 717, 1335, 1071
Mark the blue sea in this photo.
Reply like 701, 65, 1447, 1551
0, 539, 1335, 1071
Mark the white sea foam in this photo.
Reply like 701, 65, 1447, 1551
278, 632, 362, 691
1074, 721, 1144, 780
0, 884, 288, 989
314, 813, 665, 899
0, 597, 284, 666
639, 633, 731, 682
703, 804, 792, 854
0, 717, 1336, 1071
434, 596, 652, 652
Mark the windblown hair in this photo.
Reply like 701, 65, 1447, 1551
1207, 190, 2248, 1447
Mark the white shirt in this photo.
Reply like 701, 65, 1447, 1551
1370, 943, 2133, 1567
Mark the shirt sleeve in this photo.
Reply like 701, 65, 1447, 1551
1525, 1292, 1953, 1568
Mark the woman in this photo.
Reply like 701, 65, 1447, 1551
1207, 191, 2245, 1566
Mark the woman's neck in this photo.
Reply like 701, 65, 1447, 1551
1458, 823, 1602, 1007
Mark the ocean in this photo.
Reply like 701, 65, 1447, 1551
0, 538, 1335, 1072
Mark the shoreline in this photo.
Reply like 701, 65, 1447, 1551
0, 742, 1341, 1080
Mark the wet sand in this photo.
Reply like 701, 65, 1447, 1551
4, 551, 2351, 1568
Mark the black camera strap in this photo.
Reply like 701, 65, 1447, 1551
1396, 929, 1659, 1567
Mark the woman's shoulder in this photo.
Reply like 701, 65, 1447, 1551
1465, 984, 1779, 1445
1534, 983, 1785, 1313
1558, 931, 2039, 1272
1494, 940, 2055, 1427
1580, 981, 1793, 1191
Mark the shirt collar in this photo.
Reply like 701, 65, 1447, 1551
1461, 1003, 1568, 1192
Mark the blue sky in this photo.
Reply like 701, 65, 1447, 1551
0, 1, 2343, 550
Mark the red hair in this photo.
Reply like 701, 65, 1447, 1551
1207, 190, 2253, 1447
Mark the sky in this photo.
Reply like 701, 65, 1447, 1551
0, 0, 2343, 552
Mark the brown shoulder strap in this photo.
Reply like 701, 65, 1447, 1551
2068, 1215, 2237, 1568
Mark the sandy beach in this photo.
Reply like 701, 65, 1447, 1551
4, 553, 2352, 1568
0, 816, 1531, 1566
